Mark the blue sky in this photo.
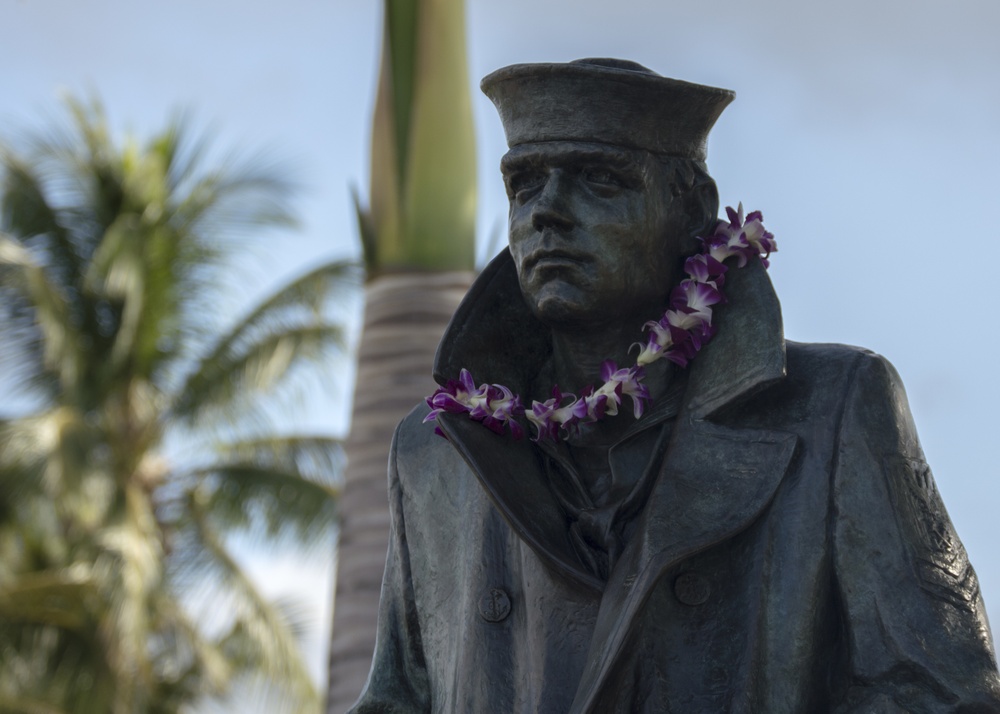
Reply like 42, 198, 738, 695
5, 0, 1000, 689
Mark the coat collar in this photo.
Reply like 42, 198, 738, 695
433, 248, 785, 420
434, 249, 793, 595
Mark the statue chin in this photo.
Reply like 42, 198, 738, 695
522, 283, 599, 330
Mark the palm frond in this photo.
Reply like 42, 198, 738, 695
0, 415, 48, 488
141, 109, 214, 201
147, 592, 233, 699
186, 435, 342, 543
215, 435, 345, 478
0, 620, 113, 714
1, 93, 351, 711
0, 693, 69, 714
166, 258, 356, 411
246, 260, 359, 322
170, 320, 346, 424
0, 407, 96, 505
0, 155, 81, 291
168, 155, 297, 242
352, 185, 378, 273
0, 234, 82, 392
0, 566, 95, 629
205, 464, 336, 542
189, 501, 318, 709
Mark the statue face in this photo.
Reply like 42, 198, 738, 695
502, 142, 684, 329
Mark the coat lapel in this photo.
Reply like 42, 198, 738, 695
570, 417, 798, 712
435, 411, 605, 592
432, 250, 605, 592
570, 259, 798, 712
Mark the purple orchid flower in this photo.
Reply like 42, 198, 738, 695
483, 385, 525, 440
426, 203, 775, 442
707, 203, 778, 267
424, 369, 525, 439
634, 319, 673, 364
600, 361, 650, 419
582, 361, 650, 419
424, 369, 484, 418
704, 233, 753, 267
671, 279, 724, 320
742, 210, 777, 254
527, 386, 588, 441
580, 384, 613, 422
684, 253, 728, 286
664, 306, 708, 332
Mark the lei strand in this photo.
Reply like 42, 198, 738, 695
424, 204, 776, 442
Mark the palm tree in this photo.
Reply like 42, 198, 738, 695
0, 97, 357, 714
325, 0, 478, 709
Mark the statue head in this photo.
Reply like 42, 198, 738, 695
482, 59, 733, 330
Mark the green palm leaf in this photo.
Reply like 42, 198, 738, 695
363, 0, 476, 273
0, 156, 81, 292
170, 324, 346, 425
170, 260, 357, 423
0, 566, 95, 629
1, 96, 352, 711
190, 501, 318, 709
0, 695, 69, 714
188, 435, 343, 542
0, 234, 82, 391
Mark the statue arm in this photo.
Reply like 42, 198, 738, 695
831, 352, 1000, 712
347, 425, 432, 714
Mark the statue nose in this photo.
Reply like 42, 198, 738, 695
531, 172, 574, 233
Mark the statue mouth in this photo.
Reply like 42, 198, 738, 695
523, 247, 590, 273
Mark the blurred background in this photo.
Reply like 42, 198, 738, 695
2, 0, 998, 711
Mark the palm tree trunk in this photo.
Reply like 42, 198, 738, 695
326, 270, 474, 712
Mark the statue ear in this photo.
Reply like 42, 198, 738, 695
684, 177, 719, 239
672, 176, 719, 255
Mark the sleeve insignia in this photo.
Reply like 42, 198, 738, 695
884, 455, 979, 609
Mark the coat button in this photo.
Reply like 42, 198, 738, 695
478, 587, 511, 622
673, 572, 711, 606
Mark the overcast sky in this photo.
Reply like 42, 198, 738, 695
4, 0, 1000, 692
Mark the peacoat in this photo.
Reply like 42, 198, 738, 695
349, 250, 1000, 713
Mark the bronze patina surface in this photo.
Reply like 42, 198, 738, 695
349, 59, 1000, 713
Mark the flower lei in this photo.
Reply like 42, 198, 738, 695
424, 205, 776, 442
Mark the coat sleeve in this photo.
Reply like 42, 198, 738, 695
347, 424, 431, 714
831, 351, 1000, 713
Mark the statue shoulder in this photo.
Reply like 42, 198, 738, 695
390, 401, 470, 487
392, 402, 440, 463
784, 341, 908, 402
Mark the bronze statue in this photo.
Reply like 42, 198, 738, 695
349, 59, 1000, 712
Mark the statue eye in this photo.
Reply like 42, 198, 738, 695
583, 167, 622, 187
507, 170, 546, 199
